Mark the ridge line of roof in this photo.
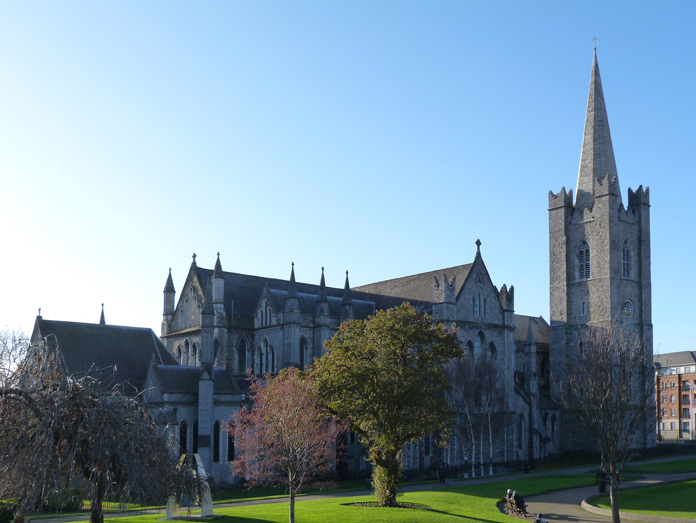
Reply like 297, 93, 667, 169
353, 264, 473, 288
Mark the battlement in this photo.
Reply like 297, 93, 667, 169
594, 174, 621, 198
432, 274, 456, 304
549, 187, 573, 209
498, 284, 514, 311
628, 185, 650, 207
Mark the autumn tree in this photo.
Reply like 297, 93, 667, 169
557, 324, 654, 523
311, 303, 462, 507
0, 336, 198, 523
231, 367, 342, 523
446, 353, 504, 477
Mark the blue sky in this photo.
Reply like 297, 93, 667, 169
1, 1, 694, 354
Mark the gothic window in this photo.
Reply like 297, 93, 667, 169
483, 298, 487, 317
488, 342, 497, 360
581, 301, 587, 315
579, 241, 591, 279
184, 340, 190, 366
176, 345, 182, 364
213, 421, 220, 462
623, 240, 631, 278
193, 421, 199, 453
227, 427, 235, 461
179, 421, 187, 456
474, 332, 484, 359
300, 337, 308, 369
270, 346, 276, 373
465, 340, 474, 358
238, 338, 247, 374
191, 343, 198, 367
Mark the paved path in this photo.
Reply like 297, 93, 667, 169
33, 455, 696, 523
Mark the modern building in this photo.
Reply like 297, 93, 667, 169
654, 352, 696, 441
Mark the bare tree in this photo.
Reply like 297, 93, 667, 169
446, 354, 504, 477
232, 368, 344, 523
0, 327, 29, 387
0, 336, 198, 523
557, 324, 653, 523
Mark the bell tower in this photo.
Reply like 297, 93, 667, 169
548, 49, 654, 452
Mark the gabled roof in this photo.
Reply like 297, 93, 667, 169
31, 318, 178, 394
654, 351, 696, 368
513, 315, 549, 346
353, 264, 473, 303
150, 365, 242, 395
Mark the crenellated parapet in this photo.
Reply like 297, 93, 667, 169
498, 284, 514, 311
548, 187, 573, 210
594, 174, 621, 199
628, 185, 650, 208
432, 274, 456, 304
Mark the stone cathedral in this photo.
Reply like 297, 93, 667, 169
30, 50, 654, 485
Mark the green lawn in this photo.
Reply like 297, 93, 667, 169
592, 479, 696, 519
95, 476, 596, 523
625, 457, 696, 473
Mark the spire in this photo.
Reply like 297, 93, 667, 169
342, 270, 352, 305
99, 303, 105, 325
317, 267, 328, 303
213, 252, 224, 279
575, 48, 619, 208
163, 268, 175, 293
287, 262, 298, 298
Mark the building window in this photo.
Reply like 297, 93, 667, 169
300, 338, 307, 369
227, 429, 235, 461
579, 241, 591, 279
684, 381, 691, 391
184, 339, 190, 366
671, 395, 675, 403
474, 332, 484, 360
662, 408, 667, 417
671, 408, 676, 417
671, 422, 676, 430
191, 343, 198, 367
238, 338, 247, 374
465, 341, 474, 358
179, 422, 187, 456
683, 408, 690, 419
671, 381, 676, 389
662, 395, 667, 404
683, 421, 691, 431
661, 382, 667, 390
622, 240, 630, 278
581, 301, 586, 315
683, 394, 690, 405
662, 422, 668, 430
488, 342, 497, 360
213, 421, 220, 462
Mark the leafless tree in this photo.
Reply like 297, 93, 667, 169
557, 324, 654, 523
446, 354, 504, 477
0, 336, 199, 523
0, 327, 29, 387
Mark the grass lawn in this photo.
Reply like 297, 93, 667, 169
625, 457, 696, 473
591, 479, 696, 519
92, 475, 595, 523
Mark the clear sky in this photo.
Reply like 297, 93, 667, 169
1, 1, 694, 354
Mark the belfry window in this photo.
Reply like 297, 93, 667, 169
623, 240, 631, 278
579, 241, 591, 279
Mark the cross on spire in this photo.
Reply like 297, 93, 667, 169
592, 35, 598, 47
192, 253, 197, 263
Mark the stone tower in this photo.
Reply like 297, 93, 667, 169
548, 49, 654, 452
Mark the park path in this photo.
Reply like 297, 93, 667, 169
33, 455, 696, 523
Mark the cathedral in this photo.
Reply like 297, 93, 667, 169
30, 49, 654, 485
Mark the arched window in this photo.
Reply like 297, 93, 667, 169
193, 421, 199, 454
213, 421, 220, 462
623, 240, 630, 278
262, 339, 269, 374
488, 342, 497, 360
270, 346, 275, 373
179, 422, 187, 456
300, 338, 307, 369
579, 241, 591, 279
465, 340, 474, 358
474, 332, 484, 359
191, 344, 198, 367
238, 338, 247, 374
177, 345, 182, 364
227, 428, 235, 461
184, 340, 190, 366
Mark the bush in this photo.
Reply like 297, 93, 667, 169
0, 502, 15, 523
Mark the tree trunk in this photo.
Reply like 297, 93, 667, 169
372, 452, 402, 507
90, 478, 105, 523
488, 411, 493, 476
610, 468, 620, 523
289, 485, 295, 523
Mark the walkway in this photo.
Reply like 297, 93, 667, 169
34, 456, 696, 523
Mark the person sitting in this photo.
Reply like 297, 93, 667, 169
506, 489, 514, 502
513, 490, 525, 511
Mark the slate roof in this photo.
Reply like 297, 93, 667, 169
353, 264, 473, 303
191, 267, 433, 321
31, 318, 178, 394
513, 315, 550, 346
654, 351, 696, 368
151, 365, 242, 395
